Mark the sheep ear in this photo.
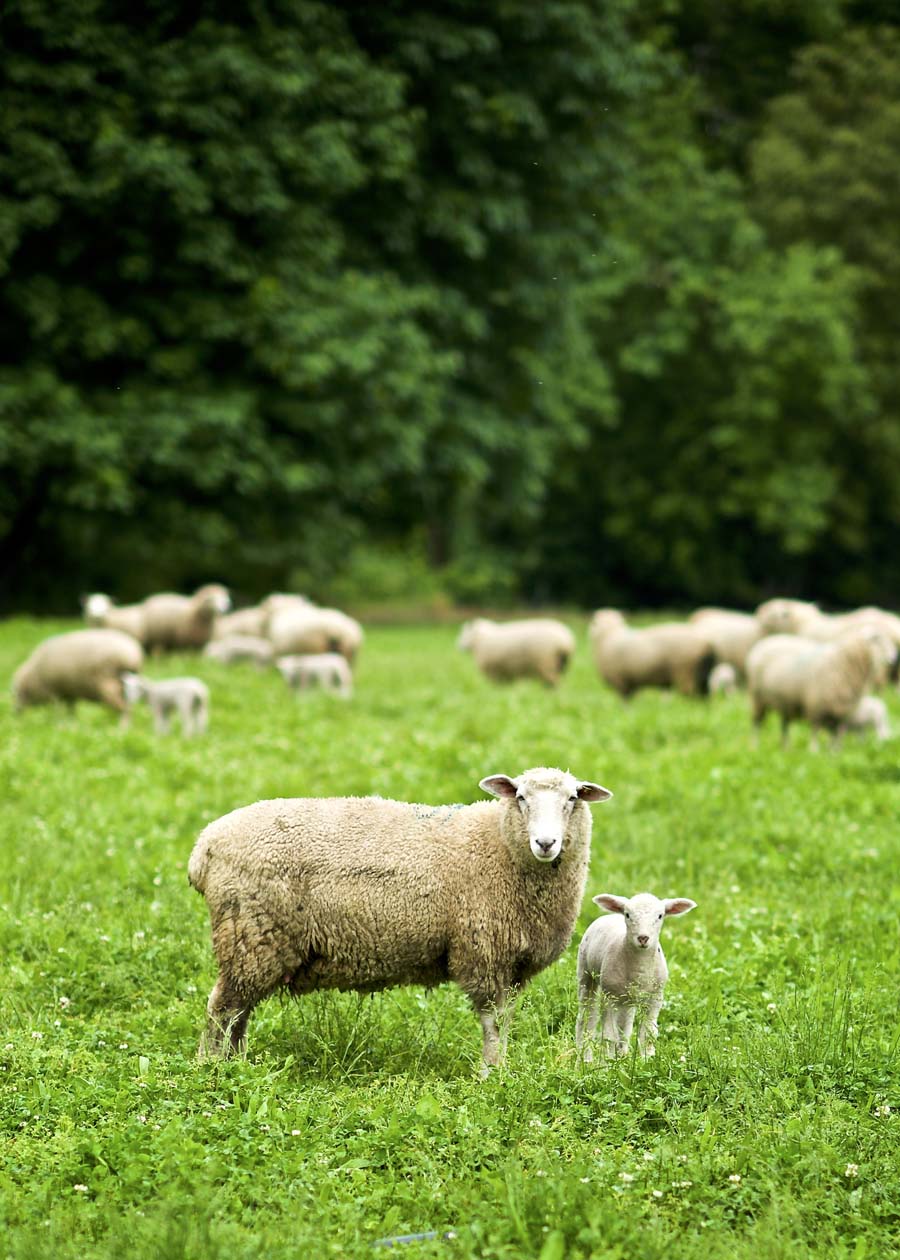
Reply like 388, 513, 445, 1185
577, 781, 612, 803
593, 894, 627, 914
479, 775, 518, 799
664, 899, 697, 917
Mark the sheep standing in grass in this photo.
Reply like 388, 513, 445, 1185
846, 695, 891, 742
689, 609, 762, 679
12, 629, 143, 718
82, 593, 147, 644
457, 618, 575, 687
589, 610, 716, 698
188, 767, 612, 1072
276, 653, 352, 698
746, 628, 892, 747
268, 605, 363, 662
576, 892, 696, 1061
709, 662, 738, 695
204, 636, 274, 668
213, 607, 269, 641
141, 585, 231, 653
123, 674, 209, 735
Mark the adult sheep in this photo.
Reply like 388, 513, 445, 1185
12, 629, 143, 717
689, 609, 763, 679
589, 610, 716, 698
142, 584, 231, 653
745, 628, 894, 747
457, 618, 575, 687
212, 606, 269, 641
267, 605, 363, 662
188, 767, 612, 1073
82, 593, 147, 644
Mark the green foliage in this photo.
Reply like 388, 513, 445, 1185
1, 618, 899, 1256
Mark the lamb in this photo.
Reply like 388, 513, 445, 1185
276, 653, 353, 698
689, 609, 763, 678
457, 618, 576, 687
589, 610, 716, 698
203, 636, 274, 668
846, 695, 891, 742
575, 892, 696, 1061
187, 767, 612, 1072
122, 673, 209, 736
141, 584, 231, 653
82, 593, 147, 643
12, 629, 143, 717
745, 628, 891, 747
267, 605, 363, 663
708, 662, 738, 695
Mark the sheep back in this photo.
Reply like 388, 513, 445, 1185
13, 629, 144, 711
461, 618, 575, 685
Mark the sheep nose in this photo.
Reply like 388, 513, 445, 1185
637, 935, 649, 947
535, 838, 556, 854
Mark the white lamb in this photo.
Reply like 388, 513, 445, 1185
846, 695, 891, 742
122, 673, 209, 736
708, 662, 738, 695
276, 653, 353, 699
576, 892, 696, 1061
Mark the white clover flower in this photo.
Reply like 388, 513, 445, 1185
31, 1032, 42, 1040
874, 1105, 891, 1118
535, 1170, 547, 1178
844, 1163, 859, 1179
73, 1184, 88, 1193
620, 1172, 635, 1183
766, 1003, 777, 1013
652, 1190, 663, 1198
59, 996, 71, 1008
728, 1174, 742, 1184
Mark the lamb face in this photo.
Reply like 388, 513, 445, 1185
481, 769, 611, 863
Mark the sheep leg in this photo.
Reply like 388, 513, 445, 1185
575, 978, 602, 1063
97, 676, 128, 717
638, 996, 662, 1058
153, 702, 170, 736
199, 974, 255, 1059
779, 714, 791, 748
475, 989, 515, 1078
195, 696, 209, 735
601, 1004, 621, 1057
616, 1005, 636, 1056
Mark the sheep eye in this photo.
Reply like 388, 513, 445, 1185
568, 795, 578, 804
624, 912, 630, 920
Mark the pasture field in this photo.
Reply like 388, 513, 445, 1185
1, 618, 899, 1259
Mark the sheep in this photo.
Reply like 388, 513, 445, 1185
212, 607, 269, 641
276, 653, 353, 698
122, 673, 209, 736
575, 892, 696, 1061
12, 629, 143, 718
846, 695, 891, 742
689, 609, 763, 678
745, 628, 893, 747
187, 767, 613, 1072
203, 636, 274, 668
267, 605, 363, 663
708, 662, 738, 695
589, 610, 716, 698
141, 584, 231, 653
457, 618, 576, 687
755, 598, 822, 636
82, 593, 147, 644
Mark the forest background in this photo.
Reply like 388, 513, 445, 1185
3, 0, 900, 614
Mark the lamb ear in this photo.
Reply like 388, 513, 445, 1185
593, 894, 627, 914
577, 781, 612, 803
479, 774, 519, 799
664, 898, 697, 917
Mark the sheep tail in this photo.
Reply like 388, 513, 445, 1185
187, 836, 210, 892
696, 649, 717, 696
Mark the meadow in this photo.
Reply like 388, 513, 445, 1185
1, 618, 898, 1259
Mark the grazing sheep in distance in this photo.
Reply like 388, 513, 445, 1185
188, 767, 612, 1073
846, 695, 890, 742
268, 605, 363, 663
12, 629, 143, 719
755, 598, 821, 636
142, 584, 231, 653
689, 609, 763, 679
457, 618, 575, 687
122, 674, 209, 736
709, 662, 738, 695
204, 636, 274, 668
82, 593, 147, 643
589, 610, 715, 698
276, 653, 353, 698
745, 628, 893, 748
212, 607, 269, 641
576, 892, 696, 1061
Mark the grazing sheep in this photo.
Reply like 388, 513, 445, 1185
708, 662, 739, 695
689, 609, 763, 678
589, 610, 716, 698
122, 673, 209, 736
755, 598, 821, 636
12, 629, 143, 718
188, 767, 612, 1072
846, 695, 891, 742
268, 605, 363, 663
276, 653, 353, 698
457, 618, 575, 687
746, 628, 890, 747
82, 593, 147, 644
203, 636, 274, 668
576, 892, 696, 1061
212, 607, 269, 641
141, 584, 231, 653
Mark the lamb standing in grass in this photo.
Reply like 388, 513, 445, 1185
276, 653, 352, 698
708, 662, 738, 695
457, 618, 575, 687
188, 767, 612, 1073
12, 629, 144, 718
846, 695, 891, 742
123, 674, 209, 736
576, 893, 696, 1061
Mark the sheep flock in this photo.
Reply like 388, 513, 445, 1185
9, 586, 898, 1070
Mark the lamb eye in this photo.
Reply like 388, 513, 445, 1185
624, 912, 630, 920
658, 914, 663, 920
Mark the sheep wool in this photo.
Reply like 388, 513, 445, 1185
188, 767, 612, 1072
12, 629, 144, 715
457, 618, 575, 687
689, 609, 762, 677
589, 610, 715, 698
203, 636, 274, 667
83, 593, 147, 644
142, 584, 231, 653
267, 606, 363, 662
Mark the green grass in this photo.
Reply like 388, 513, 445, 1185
1, 618, 898, 1259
